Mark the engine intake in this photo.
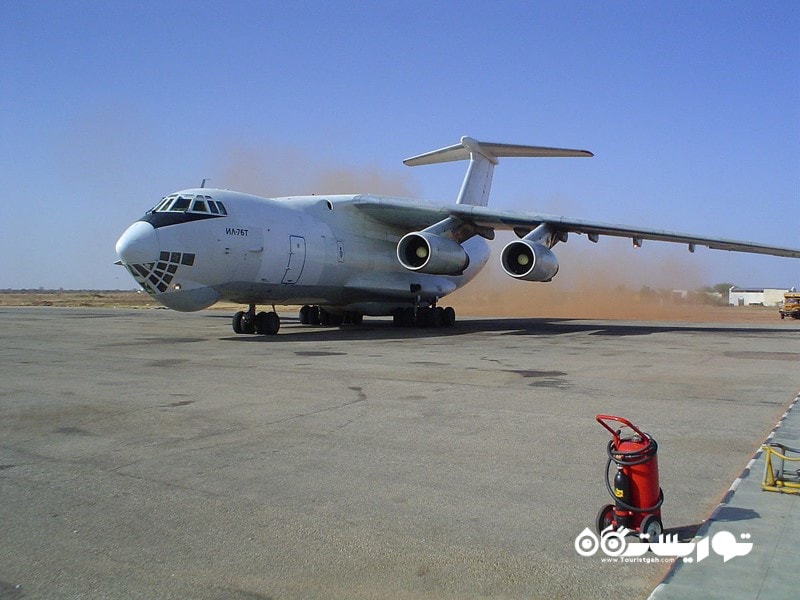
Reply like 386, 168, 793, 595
397, 232, 469, 275
501, 240, 559, 281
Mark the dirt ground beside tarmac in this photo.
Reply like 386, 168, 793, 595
0, 289, 785, 324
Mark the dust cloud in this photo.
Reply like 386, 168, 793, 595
215, 141, 419, 198
448, 234, 723, 321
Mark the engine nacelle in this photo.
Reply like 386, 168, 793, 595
397, 232, 470, 275
500, 240, 559, 281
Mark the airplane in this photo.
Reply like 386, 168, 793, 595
115, 136, 800, 335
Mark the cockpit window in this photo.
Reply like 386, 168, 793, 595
191, 197, 208, 213
170, 196, 191, 212
149, 194, 227, 216
148, 196, 170, 213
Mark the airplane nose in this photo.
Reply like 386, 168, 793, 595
116, 221, 160, 264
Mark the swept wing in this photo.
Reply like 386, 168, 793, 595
353, 196, 800, 258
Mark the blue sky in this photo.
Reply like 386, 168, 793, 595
1, 1, 798, 290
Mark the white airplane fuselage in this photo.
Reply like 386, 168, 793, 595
116, 190, 490, 315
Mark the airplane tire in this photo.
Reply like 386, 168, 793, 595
343, 311, 363, 325
443, 306, 456, 327
319, 308, 331, 326
299, 305, 311, 324
241, 313, 256, 334
233, 311, 245, 334
418, 307, 434, 328
265, 311, 280, 335
255, 311, 280, 335
254, 311, 268, 334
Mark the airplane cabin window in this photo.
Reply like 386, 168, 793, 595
208, 200, 220, 214
216, 202, 228, 215
192, 199, 208, 213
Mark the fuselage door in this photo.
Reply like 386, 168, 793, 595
282, 235, 306, 284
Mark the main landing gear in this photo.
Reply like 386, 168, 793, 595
232, 305, 280, 335
299, 305, 363, 327
391, 305, 456, 328
232, 303, 457, 334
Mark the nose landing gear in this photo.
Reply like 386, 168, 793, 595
233, 305, 280, 335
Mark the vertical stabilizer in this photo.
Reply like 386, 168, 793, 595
403, 136, 592, 207
455, 138, 498, 206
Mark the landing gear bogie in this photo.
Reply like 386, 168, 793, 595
232, 306, 280, 336
299, 305, 363, 327
391, 305, 456, 328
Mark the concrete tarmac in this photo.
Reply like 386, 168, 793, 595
1, 307, 798, 599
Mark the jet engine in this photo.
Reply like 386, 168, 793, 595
500, 240, 559, 281
397, 231, 470, 275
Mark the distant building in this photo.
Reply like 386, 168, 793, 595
728, 287, 789, 307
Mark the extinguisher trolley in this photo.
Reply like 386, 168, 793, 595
596, 414, 664, 540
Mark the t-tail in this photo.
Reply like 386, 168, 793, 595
403, 136, 593, 206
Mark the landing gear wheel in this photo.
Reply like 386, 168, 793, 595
443, 306, 456, 327
233, 311, 245, 334
255, 311, 280, 335
639, 515, 663, 543
237, 311, 255, 334
344, 311, 363, 325
596, 504, 615, 534
319, 308, 331, 326
417, 307, 433, 328
299, 305, 311, 325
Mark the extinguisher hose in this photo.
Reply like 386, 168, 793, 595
604, 438, 664, 513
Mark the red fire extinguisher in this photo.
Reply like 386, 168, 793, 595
596, 415, 664, 541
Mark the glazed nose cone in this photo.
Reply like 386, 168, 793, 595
116, 221, 159, 264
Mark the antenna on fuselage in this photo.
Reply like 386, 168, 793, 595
200, 178, 211, 188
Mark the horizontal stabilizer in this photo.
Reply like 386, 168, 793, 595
403, 136, 593, 167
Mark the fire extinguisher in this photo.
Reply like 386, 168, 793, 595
596, 415, 664, 541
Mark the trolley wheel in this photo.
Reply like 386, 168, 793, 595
639, 514, 663, 542
596, 504, 615, 534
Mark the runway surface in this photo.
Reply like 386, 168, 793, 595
1, 307, 798, 599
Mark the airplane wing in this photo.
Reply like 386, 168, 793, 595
352, 196, 800, 258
